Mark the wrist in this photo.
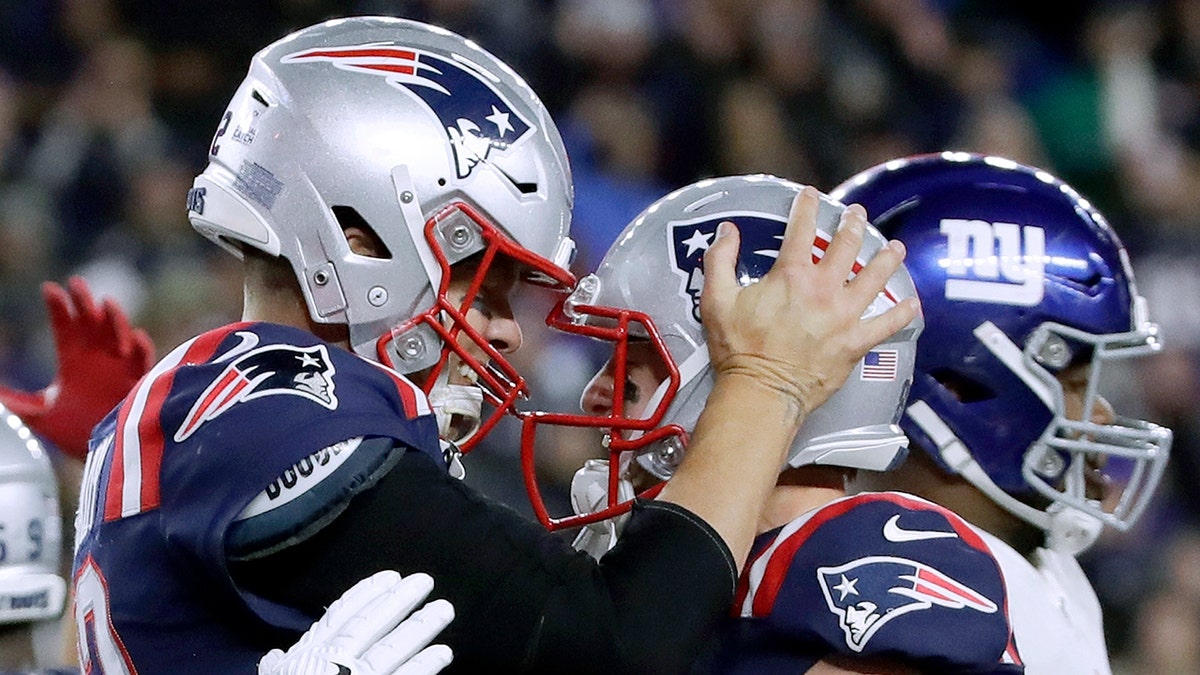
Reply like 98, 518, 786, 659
711, 360, 811, 424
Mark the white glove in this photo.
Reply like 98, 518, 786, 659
258, 570, 455, 675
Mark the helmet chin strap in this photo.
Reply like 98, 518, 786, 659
907, 398, 1107, 557
1045, 501, 1104, 555
570, 459, 636, 560
906, 400, 1053, 532
1041, 454, 1105, 554
633, 344, 710, 480
427, 366, 483, 446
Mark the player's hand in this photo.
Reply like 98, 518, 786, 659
258, 571, 454, 675
0, 277, 154, 459
700, 187, 919, 419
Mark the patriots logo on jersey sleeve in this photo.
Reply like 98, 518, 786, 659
282, 43, 533, 179
817, 555, 997, 652
174, 343, 338, 442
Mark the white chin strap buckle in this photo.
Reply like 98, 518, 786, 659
428, 367, 484, 446
569, 459, 635, 560
1045, 502, 1105, 555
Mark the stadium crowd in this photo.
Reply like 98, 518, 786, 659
2, 1, 1199, 671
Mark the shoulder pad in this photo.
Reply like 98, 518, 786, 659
733, 492, 1020, 670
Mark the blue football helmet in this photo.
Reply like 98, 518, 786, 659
831, 152, 1171, 549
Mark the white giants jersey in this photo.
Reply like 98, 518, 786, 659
978, 529, 1111, 674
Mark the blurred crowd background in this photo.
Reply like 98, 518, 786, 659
2, 0, 1200, 671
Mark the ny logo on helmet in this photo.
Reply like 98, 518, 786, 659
282, 44, 533, 179
940, 219, 1045, 306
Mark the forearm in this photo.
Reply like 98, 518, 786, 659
657, 372, 804, 569
533, 500, 736, 674
232, 449, 735, 673
684, 189, 915, 570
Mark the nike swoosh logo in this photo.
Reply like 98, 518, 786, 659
332, 664, 352, 675
882, 514, 959, 542
213, 330, 260, 364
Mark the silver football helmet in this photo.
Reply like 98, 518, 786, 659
188, 16, 576, 449
521, 175, 923, 530
0, 405, 65, 625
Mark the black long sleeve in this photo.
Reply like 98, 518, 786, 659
231, 446, 737, 674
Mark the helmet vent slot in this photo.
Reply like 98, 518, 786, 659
931, 369, 994, 403
251, 89, 270, 107
332, 206, 393, 259
496, 166, 538, 195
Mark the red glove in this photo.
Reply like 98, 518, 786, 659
0, 277, 155, 459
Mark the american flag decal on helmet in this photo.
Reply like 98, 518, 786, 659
282, 43, 533, 178
861, 349, 899, 381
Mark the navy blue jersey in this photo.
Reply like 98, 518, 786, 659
71, 322, 438, 674
705, 492, 1024, 673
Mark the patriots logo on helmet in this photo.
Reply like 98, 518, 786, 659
817, 555, 997, 652
174, 343, 338, 442
668, 213, 789, 323
281, 43, 533, 179
669, 212, 886, 324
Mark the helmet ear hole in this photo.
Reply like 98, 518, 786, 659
931, 369, 994, 404
332, 206, 392, 259
495, 165, 539, 194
